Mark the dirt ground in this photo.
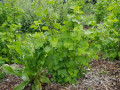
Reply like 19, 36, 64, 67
0, 59, 120, 90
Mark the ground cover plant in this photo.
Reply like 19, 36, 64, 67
0, 0, 120, 90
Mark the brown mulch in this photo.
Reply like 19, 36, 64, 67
0, 59, 120, 90
0, 74, 22, 90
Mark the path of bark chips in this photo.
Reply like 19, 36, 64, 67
0, 59, 120, 90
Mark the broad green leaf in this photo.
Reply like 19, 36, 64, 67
13, 81, 29, 90
50, 38, 58, 47
64, 42, 70, 48
64, 76, 71, 82
95, 44, 101, 50
107, 5, 114, 11
0, 60, 5, 65
42, 26, 49, 30
53, 23, 60, 29
22, 73, 29, 81
93, 55, 99, 60
77, 48, 85, 56
34, 21, 39, 26
1, 64, 15, 75
58, 69, 67, 77
119, 52, 120, 57
30, 25, 35, 29
47, 0, 53, 4
112, 19, 119, 22
51, 13, 59, 19
32, 79, 42, 90
84, 30, 93, 35
40, 75, 50, 84
32, 83, 39, 90
44, 46, 52, 53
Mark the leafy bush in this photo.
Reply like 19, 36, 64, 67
0, 3, 7, 25
0, 0, 22, 63
1, 3, 100, 89
1, 0, 120, 90
83, 2, 95, 14
16, 0, 38, 32
100, 0, 120, 60
94, 0, 109, 23
87, 0, 120, 61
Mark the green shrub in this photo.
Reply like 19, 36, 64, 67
0, 0, 23, 63
1, 3, 100, 90
0, 3, 7, 25
100, 0, 120, 60
95, 0, 109, 23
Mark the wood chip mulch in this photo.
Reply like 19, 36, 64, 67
0, 59, 120, 90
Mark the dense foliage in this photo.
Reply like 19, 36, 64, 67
0, 0, 120, 90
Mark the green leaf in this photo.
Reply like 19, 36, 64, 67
1, 64, 21, 77
53, 23, 60, 29
77, 48, 86, 56
13, 81, 29, 90
64, 42, 70, 48
50, 38, 58, 47
66, 60, 75, 68
1, 64, 15, 75
47, 0, 53, 4
30, 25, 35, 29
51, 13, 59, 19
0, 60, 5, 65
119, 52, 120, 58
95, 44, 101, 50
64, 76, 71, 82
42, 26, 49, 30
107, 5, 114, 11
32, 82, 39, 90
70, 78, 77, 84
22, 73, 30, 81
84, 30, 93, 35
34, 21, 39, 26
15, 41, 23, 55
58, 69, 67, 77
44, 46, 52, 53
40, 75, 50, 84
93, 55, 99, 60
